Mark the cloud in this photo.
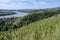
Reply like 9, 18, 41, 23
11, 0, 47, 5
39, 2, 47, 4
0, 0, 60, 9
0, 0, 10, 3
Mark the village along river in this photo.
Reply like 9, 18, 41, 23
0, 12, 28, 18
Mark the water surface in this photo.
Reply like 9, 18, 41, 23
0, 12, 28, 18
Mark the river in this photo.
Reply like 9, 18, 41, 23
0, 12, 28, 18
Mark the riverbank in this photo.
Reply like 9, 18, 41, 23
0, 12, 28, 18
0, 11, 16, 16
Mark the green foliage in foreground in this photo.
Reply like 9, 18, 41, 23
0, 14, 60, 40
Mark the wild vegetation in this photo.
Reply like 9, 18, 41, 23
0, 8, 60, 40
0, 8, 60, 31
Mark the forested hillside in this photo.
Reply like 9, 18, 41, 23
0, 8, 60, 40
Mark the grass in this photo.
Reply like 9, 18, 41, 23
0, 13, 60, 40
0, 8, 60, 31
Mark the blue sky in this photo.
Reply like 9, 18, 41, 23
0, 0, 60, 9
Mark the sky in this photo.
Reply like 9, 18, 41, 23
0, 0, 60, 9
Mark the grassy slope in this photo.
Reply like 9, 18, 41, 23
0, 14, 60, 40
0, 8, 60, 31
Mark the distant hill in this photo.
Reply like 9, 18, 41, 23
0, 7, 60, 13
0, 9, 36, 13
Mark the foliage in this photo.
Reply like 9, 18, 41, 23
0, 8, 60, 40
0, 8, 60, 31
0, 14, 60, 40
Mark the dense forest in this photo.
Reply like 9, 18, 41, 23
0, 8, 60, 40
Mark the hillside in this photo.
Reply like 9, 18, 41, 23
0, 8, 60, 40
0, 13, 60, 40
